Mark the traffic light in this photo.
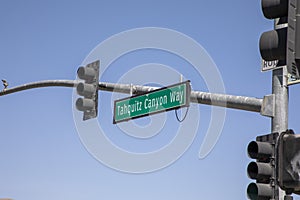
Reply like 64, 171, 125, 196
259, 0, 300, 79
76, 60, 99, 121
277, 129, 300, 195
247, 133, 278, 200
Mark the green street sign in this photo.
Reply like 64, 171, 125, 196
113, 81, 191, 124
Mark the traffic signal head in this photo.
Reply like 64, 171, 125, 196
247, 183, 273, 200
261, 0, 288, 19
287, 0, 300, 78
277, 129, 300, 195
259, 29, 287, 61
76, 60, 99, 121
247, 133, 278, 200
259, 0, 300, 79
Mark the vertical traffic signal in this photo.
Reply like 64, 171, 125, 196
277, 129, 300, 195
259, 0, 300, 79
287, 0, 300, 78
247, 133, 278, 200
76, 60, 99, 121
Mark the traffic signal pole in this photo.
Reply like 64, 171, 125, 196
272, 18, 289, 134
272, 68, 288, 137
271, 17, 290, 200
0, 77, 286, 199
0, 58, 295, 200
0, 59, 297, 200
0, 1, 299, 199
0, 79, 264, 114
272, 68, 289, 200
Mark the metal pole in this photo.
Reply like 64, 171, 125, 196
272, 68, 288, 133
98, 82, 263, 113
272, 67, 289, 200
272, 18, 289, 200
0, 80, 264, 114
0, 80, 75, 96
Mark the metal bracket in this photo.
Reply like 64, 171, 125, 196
261, 94, 275, 117
288, 73, 300, 86
130, 83, 133, 96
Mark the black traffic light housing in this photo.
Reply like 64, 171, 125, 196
287, 0, 300, 78
76, 60, 100, 121
247, 133, 278, 200
277, 129, 300, 195
259, 0, 300, 79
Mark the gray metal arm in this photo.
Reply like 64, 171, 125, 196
0, 80, 263, 114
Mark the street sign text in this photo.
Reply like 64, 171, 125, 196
113, 81, 191, 123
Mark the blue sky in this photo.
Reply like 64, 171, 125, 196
1, 0, 300, 199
